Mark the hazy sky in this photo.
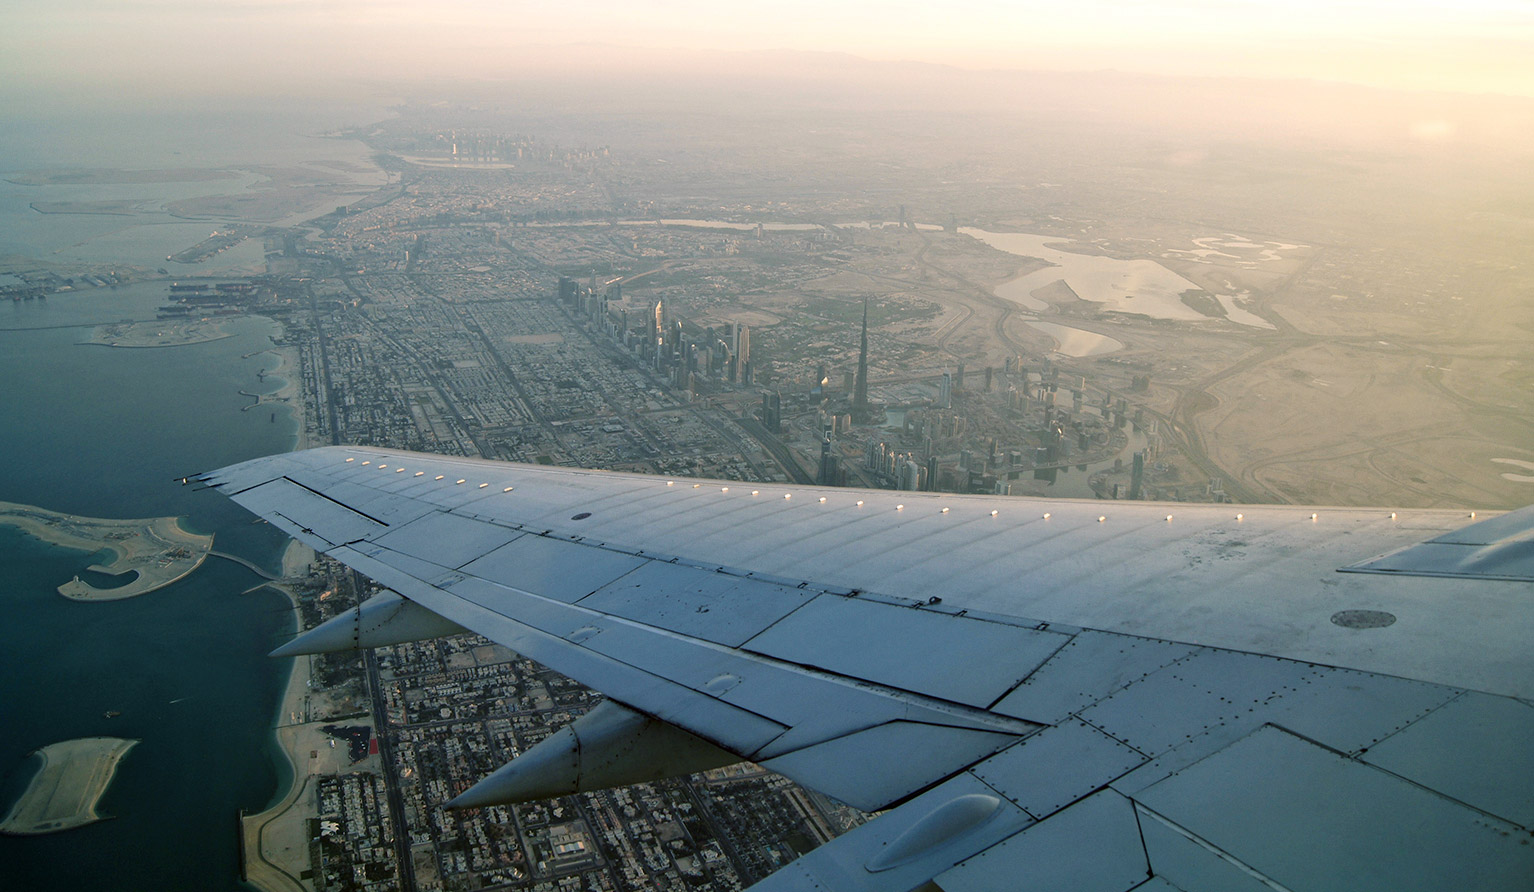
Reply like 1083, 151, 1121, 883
4, 0, 1533, 98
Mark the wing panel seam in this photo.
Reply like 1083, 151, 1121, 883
280, 475, 392, 527
1134, 802, 1296, 892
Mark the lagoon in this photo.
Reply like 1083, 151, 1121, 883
962, 227, 1213, 322
963, 227, 1275, 334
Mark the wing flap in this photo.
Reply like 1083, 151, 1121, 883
744, 773, 1035, 892
991, 630, 1198, 724
935, 790, 1149, 892
1132, 806, 1278, 892
460, 535, 646, 603
577, 560, 818, 647
371, 510, 522, 569
1134, 725, 1534, 892
742, 594, 1073, 709
1362, 692, 1534, 830
971, 719, 1148, 820
321, 535, 1041, 808
327, 542, 792, 755
757, 721, 1018, 812
236, 477, 387, 547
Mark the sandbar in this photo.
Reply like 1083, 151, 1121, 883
6, 168, 240, 186
0, 501, 214, 601
0, 737, 139, 835
83, 319, 233, 348
30, 200, 150, 217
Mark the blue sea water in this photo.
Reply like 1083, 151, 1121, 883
0, 97, 385, 888
0, 95, 388, 264
0, 285, 302, 888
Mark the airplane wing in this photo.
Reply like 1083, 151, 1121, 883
200, 445, 1534, 892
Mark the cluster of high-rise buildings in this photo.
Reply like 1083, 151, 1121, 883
557, 276, 755, 395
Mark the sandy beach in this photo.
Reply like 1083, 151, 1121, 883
238, 341, 310, 446
238, 347, 324, 891
265, 342, 313, 450
0, 501, 213, 601
241, 539, 370, 892
241, 645, 317, 892
0, 737, 139, 835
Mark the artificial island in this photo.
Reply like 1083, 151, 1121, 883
0, 737, 139, 836
0, 501, 213, 600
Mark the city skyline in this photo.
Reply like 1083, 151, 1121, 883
1, 4, 1531, 884
4, 1, 1534, 100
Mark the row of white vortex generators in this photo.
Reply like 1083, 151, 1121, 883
340, 455, 1466, 523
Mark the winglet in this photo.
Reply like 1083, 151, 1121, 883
1342, 504, 1534, 581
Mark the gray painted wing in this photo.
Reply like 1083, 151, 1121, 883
204, 446, 1534, 892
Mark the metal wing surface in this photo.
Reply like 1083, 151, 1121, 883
202, 446, 1534, 892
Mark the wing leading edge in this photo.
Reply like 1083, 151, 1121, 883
203, 446, 1534, 892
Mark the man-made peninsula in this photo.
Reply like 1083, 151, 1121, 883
84, 319, 233, 348
0, 737, 139, 835
0, 501, 213, 600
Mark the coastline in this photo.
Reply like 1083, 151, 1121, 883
221, 332, 312, 440
248, 329, 311, 452
0, 108, 378, 890
275, 344, 313, 451
0, 502, 214, 601
240, 539, 319, 892
0, 738, 139, 836
239, 324, 323, 891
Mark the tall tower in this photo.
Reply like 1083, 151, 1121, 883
853, 298, 870, 420
817, 431, 836, 486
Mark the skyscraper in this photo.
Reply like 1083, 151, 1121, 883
762, 391, 782, 431
852, 298, 870, 420
817, 432, 837, 486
